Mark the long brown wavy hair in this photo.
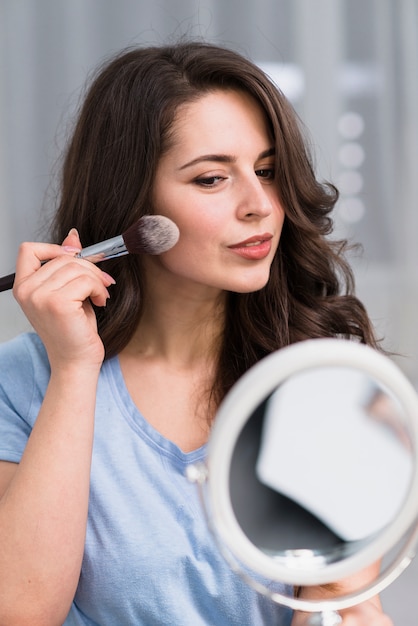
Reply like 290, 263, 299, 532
51, 40, 379, 407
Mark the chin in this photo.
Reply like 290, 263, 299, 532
233, 285, 268, 295
228, 274, 271, 294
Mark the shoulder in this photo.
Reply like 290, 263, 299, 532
0, 331, 49, 371
0, 334, 50, 454
0, 332, 50, 401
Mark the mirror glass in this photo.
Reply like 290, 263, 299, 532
229, 366, 414, 571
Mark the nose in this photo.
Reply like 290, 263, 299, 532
236, 175, 274, 220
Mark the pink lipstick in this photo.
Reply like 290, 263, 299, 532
228, 234, 273, 260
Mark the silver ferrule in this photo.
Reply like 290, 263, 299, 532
76, 234, 127, 262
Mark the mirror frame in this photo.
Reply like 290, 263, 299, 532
194, 339, 418, 611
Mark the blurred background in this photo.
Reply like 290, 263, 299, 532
0, 0, 417, 621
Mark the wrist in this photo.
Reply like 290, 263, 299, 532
48, 359, 102, 387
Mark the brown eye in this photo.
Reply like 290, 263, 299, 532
256, 168, 275, 181
194, 176, 225, 187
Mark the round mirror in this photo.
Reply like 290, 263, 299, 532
187, 339, 418, 617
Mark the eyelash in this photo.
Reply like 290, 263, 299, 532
194, 168, 275, 188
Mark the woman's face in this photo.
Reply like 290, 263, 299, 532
150, 89, 285, 295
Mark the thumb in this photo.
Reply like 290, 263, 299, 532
62, 227, 82, 250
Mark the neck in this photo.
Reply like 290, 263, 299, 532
125, 288, 226, 369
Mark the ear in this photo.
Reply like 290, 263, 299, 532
62, 227, 82, 250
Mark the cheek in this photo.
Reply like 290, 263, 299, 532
157, 214, 224, 279
164, 202, 225, 249
154, 180, 225, 230
173, 228, 217, 266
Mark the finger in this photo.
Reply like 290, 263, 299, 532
14, 256, 115, 310
15, 244, 114, 288
46, 257, 116, 289
14, 241, 80, 285
61, 227, 82, 250
51, 273, 111, 309
34, 257, 115, 293
26, 268, 111, 315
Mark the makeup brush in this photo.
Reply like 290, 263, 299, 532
0, 214, 179, 293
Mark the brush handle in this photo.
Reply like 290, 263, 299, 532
0, 272, 15, 292
0, 234, 128, 293
76, 234, 128, 261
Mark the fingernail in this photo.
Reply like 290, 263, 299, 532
68, 228, 79, 237
62, 245, 81, 253
102, 272, 116, 285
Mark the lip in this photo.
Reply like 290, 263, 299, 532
228, 233, 273, 260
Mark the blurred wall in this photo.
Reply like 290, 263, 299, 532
0, 1, 417, 618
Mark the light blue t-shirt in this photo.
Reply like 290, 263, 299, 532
0, 333, 293, 625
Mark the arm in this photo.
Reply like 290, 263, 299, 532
0, 231, 114, 626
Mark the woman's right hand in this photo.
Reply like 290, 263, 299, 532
12, 228, 115, 370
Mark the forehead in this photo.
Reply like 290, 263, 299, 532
167, 89, 272, 153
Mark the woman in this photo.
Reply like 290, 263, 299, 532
0, 41, 392, 625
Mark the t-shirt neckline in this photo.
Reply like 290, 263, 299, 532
104, 355, 208, 466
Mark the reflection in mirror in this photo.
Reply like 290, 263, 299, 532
229, 366, 414, 570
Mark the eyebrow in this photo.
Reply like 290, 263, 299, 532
178, 147, 275, 171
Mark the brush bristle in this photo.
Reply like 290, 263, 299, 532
122, 215, 179, 255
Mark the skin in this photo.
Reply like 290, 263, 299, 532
149, 89, 283, 295
0, 89, 392, 625
292, 565, 393, 625
120, 90, 285, 451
